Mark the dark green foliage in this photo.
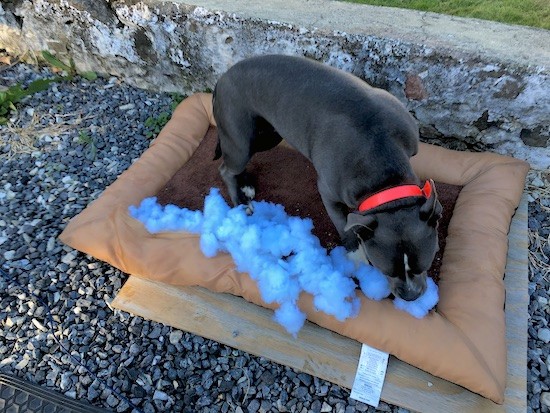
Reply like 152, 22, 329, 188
144, 93, 186, 139
0, 79, 56, 125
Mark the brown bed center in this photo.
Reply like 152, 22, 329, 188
156, 127, 461, 283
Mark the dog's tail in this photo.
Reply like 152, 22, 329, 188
212, 85, 223, 161
213, 140, 222, 160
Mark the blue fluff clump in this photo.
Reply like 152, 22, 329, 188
129, 197, 203, 233
355, 263, 392, 301
129, 188, 439, 334
273, 302, 307, 337
393, 277, 439, 318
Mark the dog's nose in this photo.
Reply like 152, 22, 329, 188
398, 271, 428, 301
397, 289, 422, 302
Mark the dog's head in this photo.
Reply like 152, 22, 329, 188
345, 180, 442, 301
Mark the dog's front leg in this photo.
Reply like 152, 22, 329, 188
219, 163, 255, 214
320, 192, 365, 260
318, 181, 366, 264
216, 124, 256, 212
219, 162, 242, 206
318, 185, 348, 239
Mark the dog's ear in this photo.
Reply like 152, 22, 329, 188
420, 180, 443, 227
345, 213, 378, 240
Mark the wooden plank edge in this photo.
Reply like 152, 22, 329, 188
503, 195, 528, 413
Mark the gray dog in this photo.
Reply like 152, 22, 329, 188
213, 55, 442, 301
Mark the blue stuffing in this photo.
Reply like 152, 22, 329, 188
129, 188, 438, 335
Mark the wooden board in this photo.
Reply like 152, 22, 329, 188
112, 197, 528, 412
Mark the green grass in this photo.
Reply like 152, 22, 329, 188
0, 79, 56, 125
77, 130, 97, 160
343, 0, 550, 30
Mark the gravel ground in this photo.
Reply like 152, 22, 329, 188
0, 62, 548, 413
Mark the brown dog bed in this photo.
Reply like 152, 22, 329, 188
59, 93, 529, 403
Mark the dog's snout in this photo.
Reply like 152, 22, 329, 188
389, 271, 428, 301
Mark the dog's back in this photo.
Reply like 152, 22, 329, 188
213, 55, 419, 203
214, 55, 416, 154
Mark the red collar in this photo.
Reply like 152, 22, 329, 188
357, 179, 433, 212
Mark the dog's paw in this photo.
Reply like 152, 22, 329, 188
240, 185, 256, 201
238, 185, 255, 216
235, 171, 256, 206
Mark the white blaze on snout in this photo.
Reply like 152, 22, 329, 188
404, 253, 411, 273
402, 253, 428, 299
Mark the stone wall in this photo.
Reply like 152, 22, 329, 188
1, 0, 549, 168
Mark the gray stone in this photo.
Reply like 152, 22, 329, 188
87, 385, 100, 400
14, 357, 29, 370
259, 400, 271, 413
539, 328, 550, 344
276, 398, 288, 412
294, 386, 309, 399
334, 403, 345, 413
118, 103, 136, 111
59, 372, 73, 391
169, 329, 183, 345
531, 393, 541, 410
61, 251, 77, 264
106, 394, 119, 407
354, 402, 370, 412
3, 250, 15, 260
247, 399, 260, 413
111, 344, 123, 353
153, 390, 170, 401
297, 373, 312, 387
376, 401, 392, 412
259, 370, 275, 385
310, 400, 322, 413
202, 369, 214, 389
321, 401, 332, 412
541, 360, 548, 378
148, 326, 162, 339
542, 392, 550, 408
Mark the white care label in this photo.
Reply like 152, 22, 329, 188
350, 343, 389, 407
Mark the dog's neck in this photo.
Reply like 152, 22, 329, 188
357, 180, 433, 213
